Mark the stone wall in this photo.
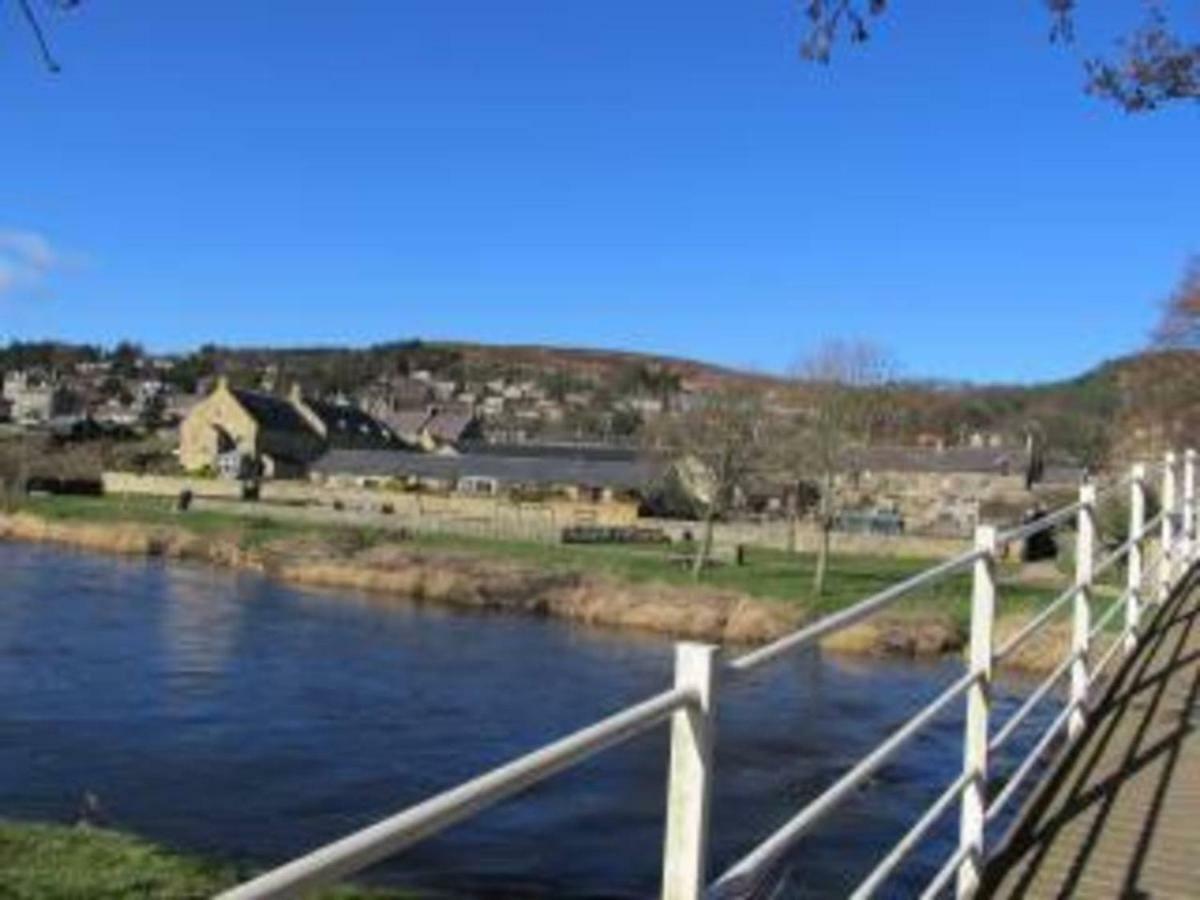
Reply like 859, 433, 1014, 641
639, 518, 968, 559
835, 470, 1038, 536
102, 472, 970, 558
101, 471, 244, 499
101, 471, 639, 538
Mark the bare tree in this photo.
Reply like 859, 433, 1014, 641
18, 1, 1195, 110
784, 339, 892, 596
801, 0, 1197, 112
1152, 256, 1200, 347
647, 385, 769, 578
1109, 258, 1200, 460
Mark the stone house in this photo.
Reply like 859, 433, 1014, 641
360, 402, 481, 452
626, 396, 665, 417
836, 444, 1081, 536
178, 378, 396, 478
359, 375, 434, 413
1, 371, 79, 424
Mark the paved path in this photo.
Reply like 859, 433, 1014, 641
986, 572, 1200, 899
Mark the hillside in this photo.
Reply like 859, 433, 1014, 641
3, 338, 1193, 464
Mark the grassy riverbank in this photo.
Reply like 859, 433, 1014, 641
0, 821, 418, 899
0, 494, 1088, 665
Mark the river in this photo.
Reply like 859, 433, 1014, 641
0, 542, 1052, 898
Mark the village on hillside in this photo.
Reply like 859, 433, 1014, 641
0, 339, 1123, 548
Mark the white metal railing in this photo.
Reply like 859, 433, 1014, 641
216, 449, 1199, 900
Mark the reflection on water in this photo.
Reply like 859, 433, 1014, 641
162, 565, 244, 701
0, 542, 1055, 898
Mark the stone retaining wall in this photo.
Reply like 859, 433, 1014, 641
102, 471, 971, 558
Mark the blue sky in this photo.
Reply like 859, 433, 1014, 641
0, 1, 1195, 383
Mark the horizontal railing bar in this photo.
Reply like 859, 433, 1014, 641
1092, 539, 1132, 580
918, 842, 972, 900
217, 686, 694, 900
994, 583, 1078, 662
995, 502, 1081, 546
1082, 507, 1162, 601
708, 670, 977, 894
1140, 508, 1166, 538
1089, 589, 1129, 641
728, 549, 984, 674
985, 700, 1075, 825
989, 650, 1077, 755
848, 770, 972, 900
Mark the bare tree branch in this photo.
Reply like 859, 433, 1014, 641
15, 0, 60, 72
801, 0, 1198, 113
11, 0, 80, 73
781, 339, 893, 595
1152, 257, 1200, 347
1086, 7, 1199, 111
645, 385, 770, 578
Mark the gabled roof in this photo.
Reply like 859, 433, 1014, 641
229, 387, 315, 435
303, 397, 396, 444
425, 407, 478, 443
386, 409, 434, 439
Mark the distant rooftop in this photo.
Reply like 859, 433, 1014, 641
313, 448, 663, 492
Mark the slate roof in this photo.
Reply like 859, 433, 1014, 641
424, 407, 478, 443
384, 409, 434, 439
230, 388, 314, 435
303, 398, 396, 445
459, 441, 640, 462
312, 448, 664, 492
850, 445, 1032, 475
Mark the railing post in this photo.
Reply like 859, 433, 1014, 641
1069, 483, 1095, 740
957, 524, 996, 900
1160, 451, 1176, 603
1185, 448, 1196, 565
661, 642, 718, 900
1126, 464, 1146, 655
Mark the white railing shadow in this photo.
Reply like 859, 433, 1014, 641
217, 449, 1199, 900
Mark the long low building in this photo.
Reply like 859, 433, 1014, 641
311, 447, 665, 500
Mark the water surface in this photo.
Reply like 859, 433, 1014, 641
0, 542, 1052, 897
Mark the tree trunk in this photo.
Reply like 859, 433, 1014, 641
693, 508, 717, 579
786, 489, 799, 555
813, 517, 831, 596
813, 477, 834, 596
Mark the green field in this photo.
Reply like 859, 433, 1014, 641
8, 494, 1081, 629
0, 821, 420, 899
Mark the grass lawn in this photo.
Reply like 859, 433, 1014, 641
7, 494, 1075, 629
0, 821, 420, 899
